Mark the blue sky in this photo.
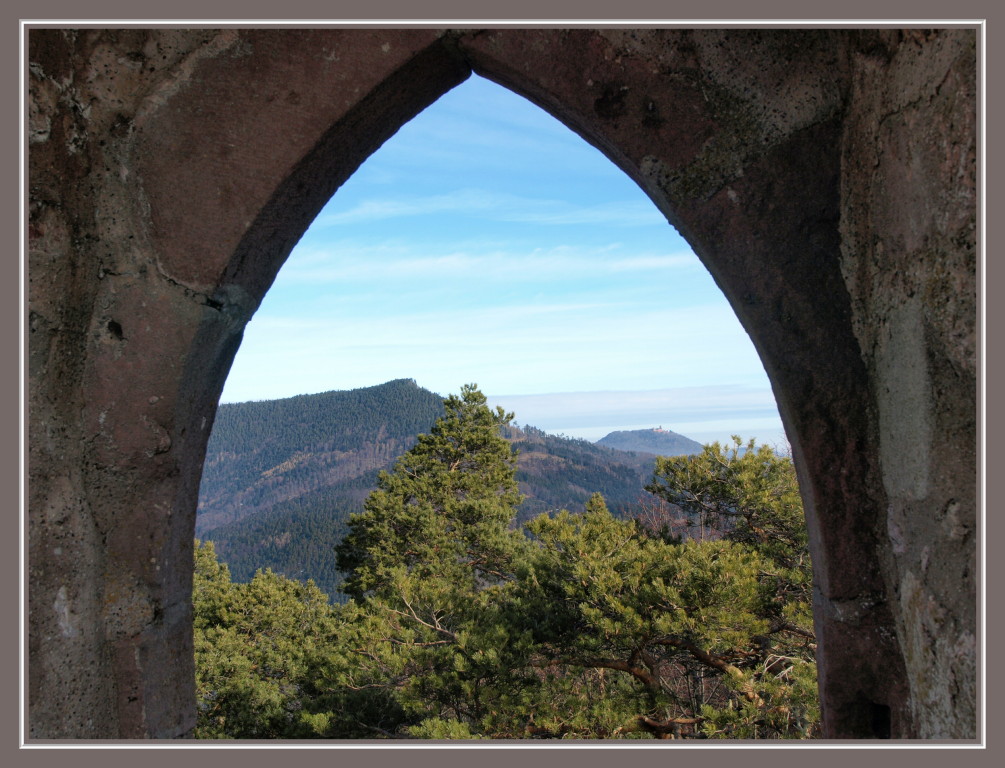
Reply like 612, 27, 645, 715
220, 74, 786, 447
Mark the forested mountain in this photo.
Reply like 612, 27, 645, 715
198, 378, 444, 534
501, 424, 655, 524
597, 426, 703, 456
193, 389, 818, 740
197, 379, 665, 599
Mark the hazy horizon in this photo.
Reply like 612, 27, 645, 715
219, 74, 786, 449
219, 377, 786, 449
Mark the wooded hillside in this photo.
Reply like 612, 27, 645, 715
197, 380, 665, 598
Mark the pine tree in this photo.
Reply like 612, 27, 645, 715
645, 437, 813, 621
332, 385, 533, 732
192, 540, 344, 738
643, 438, 819, 737
194, 416, 819, 739
335, 383, 526, 600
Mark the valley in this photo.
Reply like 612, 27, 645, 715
197, 379, 700, 599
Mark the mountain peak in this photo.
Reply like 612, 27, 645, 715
596, 427, 702, 457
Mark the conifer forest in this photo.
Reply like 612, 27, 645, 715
194, 385, 817, 739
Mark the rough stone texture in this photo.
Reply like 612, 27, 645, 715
837, 29, 978, 739
27, 28, 976, 739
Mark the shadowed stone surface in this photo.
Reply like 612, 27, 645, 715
27, 27, 976, 739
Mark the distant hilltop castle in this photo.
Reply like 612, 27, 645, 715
597, 426, 703, 457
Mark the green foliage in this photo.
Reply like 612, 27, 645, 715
643, 437, 819, 737
193, 540, 341, 738
407, 718, 486, 739
646, 436, 813, 620
508, 494, 806, 738
195, 393, 818, 740
335, 383, 527, 601
520, 496, 769, 659
198, 380, 657, 602
503, 424, 656, 524
193, 540, 410, 739
330, 385, 538, 733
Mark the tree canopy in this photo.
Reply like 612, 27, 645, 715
335, 383, 527, 600
194, 391, 818, 739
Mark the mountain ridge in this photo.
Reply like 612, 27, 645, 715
197, 380, 688, 599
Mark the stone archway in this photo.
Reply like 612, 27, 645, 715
27, 27, 976, 739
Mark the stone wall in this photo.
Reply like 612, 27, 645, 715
27, 27, 976, 739
837, 29, 977, 738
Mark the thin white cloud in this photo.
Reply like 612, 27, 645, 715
499, 202, 664, 227
486, 387, 784, 446
488, 386, 778, 422
226, 299, 768, 408
316, 189, 665, 228
277, 242, 699, 285
316, 191, 493, 224
218, 74, 775, 444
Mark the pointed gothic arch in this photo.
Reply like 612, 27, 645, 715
27, 28, 977, 739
